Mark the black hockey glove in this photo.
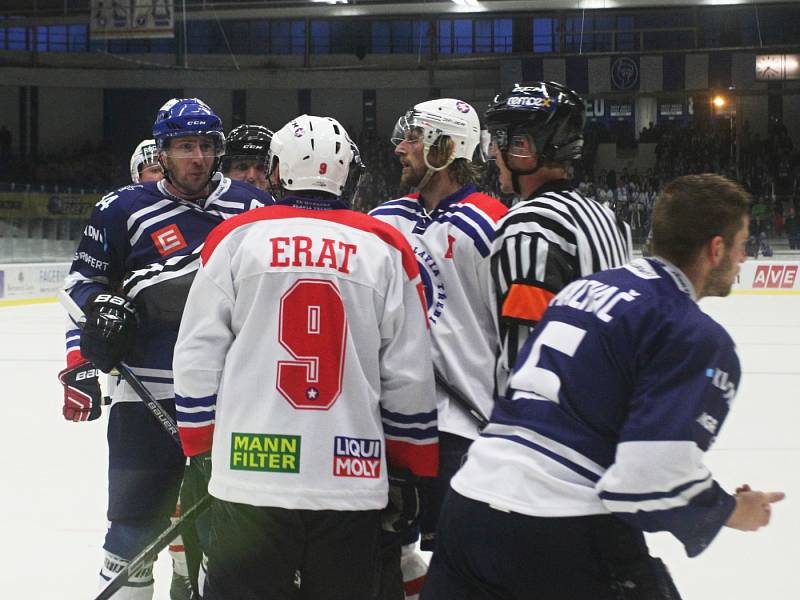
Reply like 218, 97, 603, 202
381, 468, 423, 534
80, 293, 138, 373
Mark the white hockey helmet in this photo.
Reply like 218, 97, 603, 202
129, 138, 159, 183
268, 115, 355, 196
391, 98, 482, 167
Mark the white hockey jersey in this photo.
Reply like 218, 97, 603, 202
371, 184, 508, 439
173, 201, 438, 511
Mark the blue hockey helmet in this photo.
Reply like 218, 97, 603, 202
152, 98, 225, 156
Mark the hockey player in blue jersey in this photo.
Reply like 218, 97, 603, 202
422, 174, 785, 600
221, 123, 273, 191
57, 97, 273, 599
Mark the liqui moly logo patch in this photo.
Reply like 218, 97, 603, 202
333, 436, 381, 478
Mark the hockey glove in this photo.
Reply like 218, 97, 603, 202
382, 468, 422, 534
58, 358, 109, 422
80, 293, 138, 373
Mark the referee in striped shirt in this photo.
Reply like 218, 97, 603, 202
486, 82, 633, 394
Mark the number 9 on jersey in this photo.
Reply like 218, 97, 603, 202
277, 279, 347, 410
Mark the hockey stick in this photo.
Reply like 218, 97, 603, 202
433, 368, 490, 429
93, 493, 212, 600
57, 290, 181, 446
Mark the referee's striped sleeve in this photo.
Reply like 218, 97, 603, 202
490, 189, 631, 394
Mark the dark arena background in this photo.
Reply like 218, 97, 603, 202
0, 2, 797, 599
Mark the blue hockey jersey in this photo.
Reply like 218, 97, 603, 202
451, 257, 740, 557
64, 174, 273, 402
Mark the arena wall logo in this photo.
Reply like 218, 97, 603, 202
611, 56, 639, 90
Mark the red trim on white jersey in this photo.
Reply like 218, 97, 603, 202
201, 206, 420, 280
457, 192, 508, 223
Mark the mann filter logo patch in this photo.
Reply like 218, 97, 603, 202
333, 436, 381, 478
151, 224, 187, 256
230, 433, 300, 473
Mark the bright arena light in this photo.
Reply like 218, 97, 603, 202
712, 95, 727, 108
452, 0, 481, 6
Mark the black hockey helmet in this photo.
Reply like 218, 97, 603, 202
222, 124, 273, 170
485, 81, 585, 164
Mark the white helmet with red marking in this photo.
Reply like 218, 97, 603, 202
268, 115, 357, 197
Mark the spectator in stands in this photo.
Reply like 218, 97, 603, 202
597, 183, 613, 207
578, 175, 591, 197
786, 208, 800, 250
751, 197, 772, 236
616, 182, 629, 208
354, 129, 402, 212
772, 202, 785, 238
606, 168, 617, 190
775, 153, 793, 200
0, 125, 11, 167
639, 121, 656, 142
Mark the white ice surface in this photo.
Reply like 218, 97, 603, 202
0, 295, 797, 599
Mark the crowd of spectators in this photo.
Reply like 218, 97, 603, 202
351, 130, 402, 213
573, 117, 800, 250
2, 118, 800, 252
0, 128, 406, 209
571, 169, 660, 244
0, 141, 113, 193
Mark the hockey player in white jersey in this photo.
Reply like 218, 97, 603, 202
173, 115, 438, 599
58, 98, 274, 600
130, 139, 163, 183
370, 99, 507, 598
423, 174, 785, 600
